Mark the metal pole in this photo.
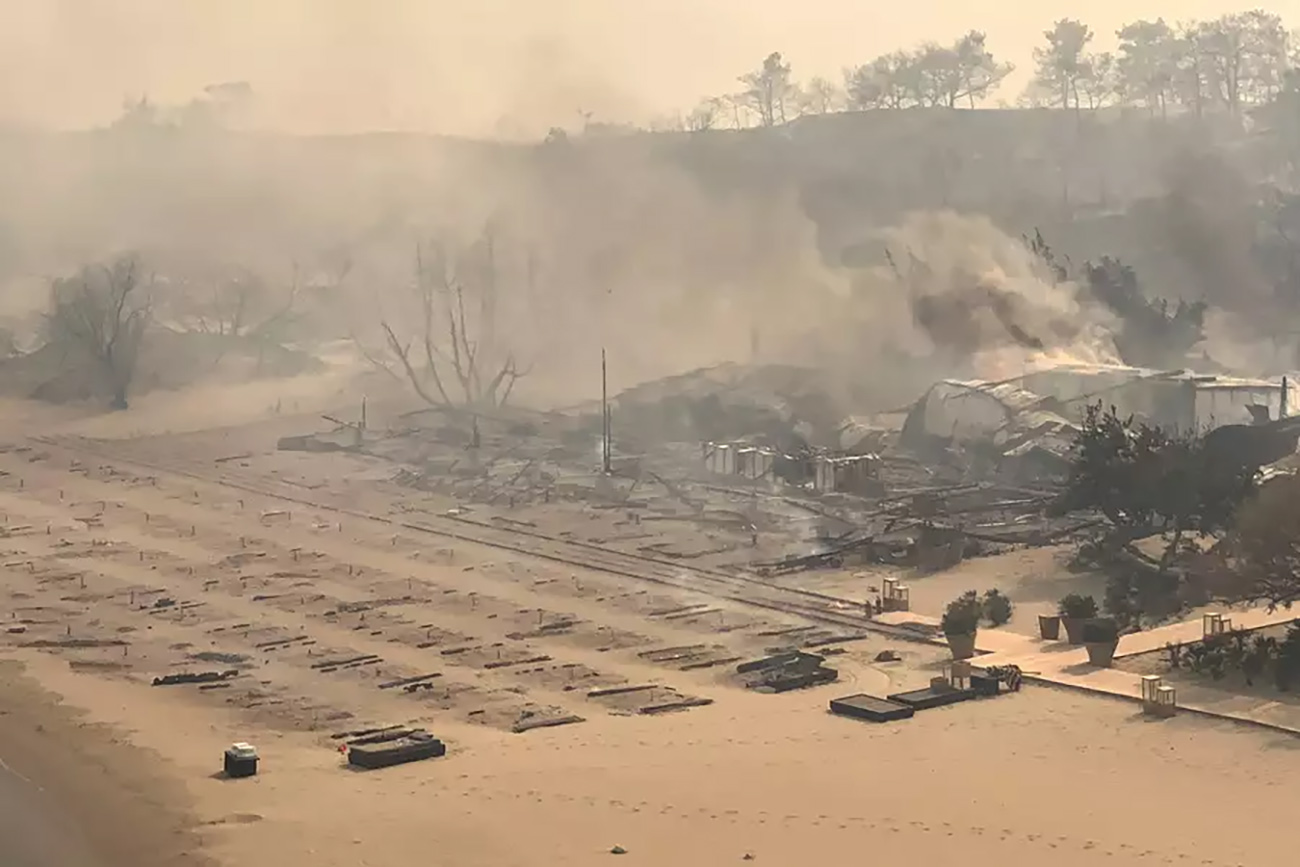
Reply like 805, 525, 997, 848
601, 348, 611, 473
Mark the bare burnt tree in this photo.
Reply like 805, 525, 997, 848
47, 256, 152, 409
171, 265, 309, 370
365, 227, 529, 410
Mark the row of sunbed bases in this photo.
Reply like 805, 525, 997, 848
336, 665, 1024, 772
830, 664, 1022, 723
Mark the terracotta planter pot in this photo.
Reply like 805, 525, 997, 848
946, 631, 977, 661
1038, 614, 1061, 641
1085, 640, 1118, 667
1062, 617, 1086, 645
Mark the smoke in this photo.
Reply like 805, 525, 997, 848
1156, 150, 1269, 314
1144, 149, 1298, 375
0, 119, 868, 408
870, 211, 1122, 379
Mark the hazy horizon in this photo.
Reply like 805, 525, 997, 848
3, 1, 1298, 137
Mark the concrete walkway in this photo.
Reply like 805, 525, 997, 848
874, 607, 1300, 735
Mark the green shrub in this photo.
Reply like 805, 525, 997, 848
1081, 617, 1119, 644
1276, 625, 1300, 691
1242, 634, 1276, 687
1058, 593, 1099, 619
982, 589, 1013, 627
941, 590, 982, 637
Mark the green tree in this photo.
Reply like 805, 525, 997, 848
1057, 403, 1258, 570
951, 31, 1014, 107
1076, 51, 1120, 109
846, 51, 920, 109
739, 52, 795, 126
1115, 19, 1183, 116
1223, 474, 1300, 609
846, 32, 1010, 110
1029, 19, 1094, 110
1194, 11, 1289, 115
795, 76, 842, 115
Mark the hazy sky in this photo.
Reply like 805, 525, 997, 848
2, 1, 1297, 135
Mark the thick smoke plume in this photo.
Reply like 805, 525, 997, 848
873, 212, 1122, 379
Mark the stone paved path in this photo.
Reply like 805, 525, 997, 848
875, 607, 1300, 734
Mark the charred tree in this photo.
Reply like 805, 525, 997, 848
46, 256, 152, 410
364, 227, 529, 411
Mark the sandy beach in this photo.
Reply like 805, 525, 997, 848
0, 397, 1296, 867
3, 650, 1298, 867
0, 661, 209, 867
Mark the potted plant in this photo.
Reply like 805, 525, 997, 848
1082, 617, 1121, 667
1058, 594, 1099, 645
1038, 613, 1061, 640
941, 591, 982, 660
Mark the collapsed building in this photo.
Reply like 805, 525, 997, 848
275, 359, 1300, 584
901, 364, 1297, 478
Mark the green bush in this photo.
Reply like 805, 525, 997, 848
982, 589, 1013, 627
1277, 625, 1300, 691
941, 590, 982, 637
1242, 634, 1275, 686
1058, 593, 1099, 619
1081, 617, 1119, 644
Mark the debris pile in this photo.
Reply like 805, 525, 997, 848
736, 650, 839, 693
273, 361, 1296, 580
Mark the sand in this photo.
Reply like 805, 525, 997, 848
1, 394, 1298, 866
4, 651, 1298, 867
0, 661, 209, 867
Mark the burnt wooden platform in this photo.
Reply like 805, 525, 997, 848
347, 732, 446, 770
829, 693, 914, 723
887, 683, 975, 711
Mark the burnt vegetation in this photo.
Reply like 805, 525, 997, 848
45, 256, 152, 410
357, 227, 531, 412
